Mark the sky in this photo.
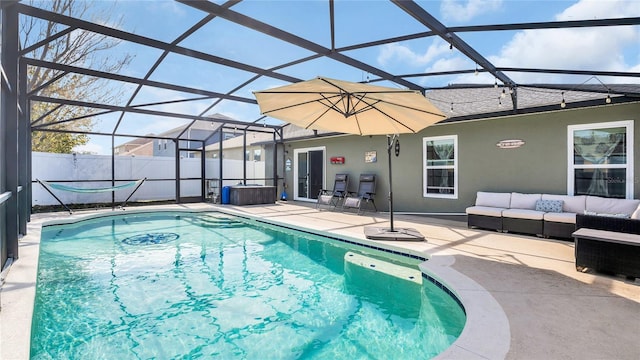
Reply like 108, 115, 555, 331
24, 0, 640, 155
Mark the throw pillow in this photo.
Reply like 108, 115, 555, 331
535, 199, 563, 213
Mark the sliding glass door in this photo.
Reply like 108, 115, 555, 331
294, 147, 325, 201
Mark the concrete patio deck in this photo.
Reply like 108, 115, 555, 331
2, 201, 639, 359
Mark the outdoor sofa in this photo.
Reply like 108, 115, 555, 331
465, 191, 640, 240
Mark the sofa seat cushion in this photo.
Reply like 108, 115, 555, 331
466, 206, 504, 217
541, 194, 586, 214
502, 209, 545, 220
475, 191, 511, 208
543, 212, 576, 224
510, 192, 542, 210
586, 196, 640, 216
583, 211, 630, 219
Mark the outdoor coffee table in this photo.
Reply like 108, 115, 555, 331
572, 228, 640, 279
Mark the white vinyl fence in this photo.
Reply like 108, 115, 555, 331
32, 152, 265, 206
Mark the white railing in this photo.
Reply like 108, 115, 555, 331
0, 191, 11, 205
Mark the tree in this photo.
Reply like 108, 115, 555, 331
21, 0, 132, 153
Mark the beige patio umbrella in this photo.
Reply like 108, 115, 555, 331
254, 76, 447, 240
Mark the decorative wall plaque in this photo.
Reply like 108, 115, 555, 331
496, 139, 525, 149
365, 151, 377, 163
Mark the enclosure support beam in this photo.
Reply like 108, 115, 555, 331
111, 136, 116, 210
2, 2, 20, 262
26, 105, 33, 223
272, 132, 278, 189
200, 140, 206, 202
218, 126, 224, 197
242, 130, 247, 185
175, 139, 180, 204
18, 59, 29, 233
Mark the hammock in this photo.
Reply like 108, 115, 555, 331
43, 179, 145, 193
37, 178, 147, 214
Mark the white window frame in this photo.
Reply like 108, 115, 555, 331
293, 146, 326, 202
423, 135, 458, 199
567, 120, 634, 198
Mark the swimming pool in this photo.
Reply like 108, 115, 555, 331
31, 211, 466, 359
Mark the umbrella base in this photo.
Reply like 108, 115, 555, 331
364, 226, 425, 241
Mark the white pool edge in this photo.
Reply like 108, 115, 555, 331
421, 256, 511, 359
1, 216, 43, 360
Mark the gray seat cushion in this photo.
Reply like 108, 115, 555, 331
586, 196, 640, 216
543, 212, 576, 224
502, 209, 545, 220
465, 206, 504, 217
510, 192, 541, 210
475, 192, 511, 208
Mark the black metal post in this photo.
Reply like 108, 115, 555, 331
272, 132, 278, 188
200, 140, 206, 201
111, 135, 115, 210
175, 139, 180, 203
3, 2, 19, 260
26, 106, 33, 223
242, 129, 247, 185
218, 125, 224, 193
387, 135, 395, 232
18, 58, 29, 234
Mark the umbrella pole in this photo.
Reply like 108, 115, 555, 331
387, 135, 395, 232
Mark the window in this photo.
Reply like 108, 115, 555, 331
568, 120, 634, 199
253, 149, 261, 161
245, 150, 250, 161
423, 135, 458, 198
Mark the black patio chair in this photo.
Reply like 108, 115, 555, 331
316, 174, 349, 209
343, 174, 377, 215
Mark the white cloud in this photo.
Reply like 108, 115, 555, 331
377, 41, 451, 67
377, 0, 639, 86
375, 40, 497, 87
556, 0, 640, 20
414, 55, 492, 87
428, 56, 471, 73
441, 0, 503, 22
489, 0, 640, 83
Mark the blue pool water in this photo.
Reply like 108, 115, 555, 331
31, 212, 466, 359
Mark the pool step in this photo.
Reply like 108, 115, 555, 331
344, 251, 422, 285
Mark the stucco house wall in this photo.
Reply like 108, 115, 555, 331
283, 102, 640, 213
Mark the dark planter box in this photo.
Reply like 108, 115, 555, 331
230, 186, 277, 205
